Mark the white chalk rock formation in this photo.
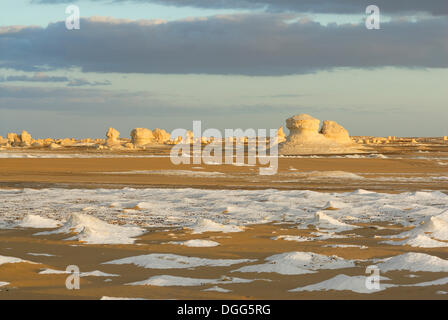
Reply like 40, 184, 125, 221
278, 114, 365, 155
152, 128, 171, 144
42, 138, 54, 147
59, 138, 75, 147
49, 143, 62, 150
7, 133, 20, 145
124, 142, 135, 149
131, 128, 154, 146
277, 127, 286, 143
185, 130, 194, 144
20, 130, 32, 146
320, 120, 353, 144
106, 127, 120, 146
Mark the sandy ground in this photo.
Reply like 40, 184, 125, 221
0, 156, 447, 192
1, 143, 448, 299
1, 223, 448, 300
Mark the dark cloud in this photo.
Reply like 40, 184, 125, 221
1, 15, 447, 76
32, 0, 448, 16
0, 73, 69, 83
0, 73, 111, 86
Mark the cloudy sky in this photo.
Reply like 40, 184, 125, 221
1, 0, 447, 138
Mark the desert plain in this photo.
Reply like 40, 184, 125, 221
1, 116, 448, 300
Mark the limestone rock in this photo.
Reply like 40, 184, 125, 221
49, 143, 61, 150
201, 137, 209, 144
20, 130, 32, 146
131, 128, 154, 146
94, 139, 105, 145
7, 133, 20, 145
172, 136, 183, 144
33, 139, 45, 145
43, 138, 54, 146
278, 114, 365, 155
185, 130, 194, 143
108, 144, 123, 150
277, 127, 286, 143
320, 121, 352, 144
281, 114, 328, 145
60, 138, 75, 147
106, 127, 120, 146
152, 128, 171, 144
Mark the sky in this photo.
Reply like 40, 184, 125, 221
0, 0, 447, 138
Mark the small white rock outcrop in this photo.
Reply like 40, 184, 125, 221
131, 128, 154, 146
152, 128, 171, 144
20, 130, 32, 146
106, 127, 121, 146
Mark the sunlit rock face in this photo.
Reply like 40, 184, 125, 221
320, 120, 353, 145
152, 128, 171, 144
20, 131, 32, 146
278, 114, 364, 155
277, 127, 286, 143
131, 128, 154, 146
106, 127, 121, 146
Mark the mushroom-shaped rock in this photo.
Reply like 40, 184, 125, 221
282, 114, 328, 144
319, 120, 352, 144
286, 114, 321, 134
106, 127, 120, 145
152, 128, 171, 144
131, 128, 154, 146
278, 114, 365, 155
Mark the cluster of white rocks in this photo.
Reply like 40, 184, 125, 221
103, 127, 176, 150
353, 136, 424, 145
0, 127, 194, 151
0, 131, 33, 147
1, 119, 447, 152
278, 114, 365, 155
